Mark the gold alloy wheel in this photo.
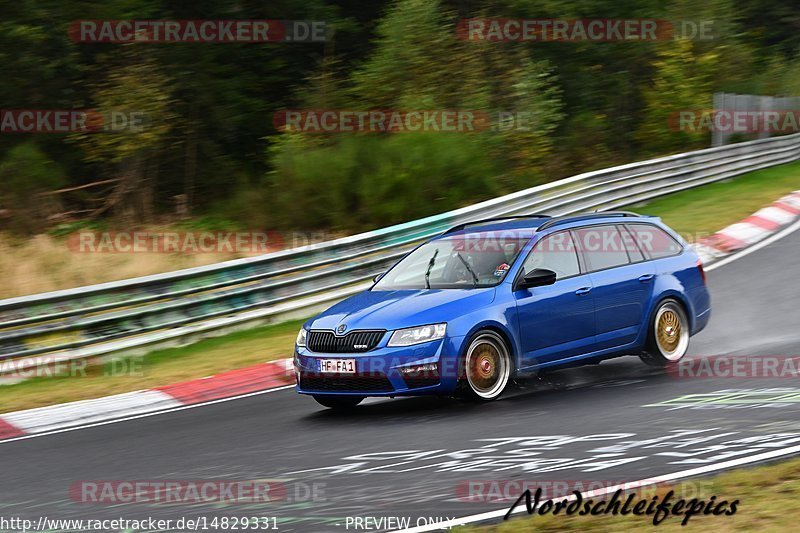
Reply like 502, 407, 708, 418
654, 301, 689, 361
656, 309, 681, 352
465, 332, 511, 399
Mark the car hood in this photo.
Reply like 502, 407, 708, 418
307, 288, 496, 332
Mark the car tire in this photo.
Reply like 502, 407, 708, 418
640, 299, 690, 367
460, 330, 512, 401
312, 395, 364, 410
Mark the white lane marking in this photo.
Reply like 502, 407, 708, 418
393, 443, 800, 532
3, 390, 181, 434
0, 385, 295, 445
706, 217, 800, 271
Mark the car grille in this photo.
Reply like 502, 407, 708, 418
307, 330, 385, 353
299, 372, 393, 392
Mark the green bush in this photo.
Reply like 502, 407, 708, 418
0, 142, 66, 233
265, 132, 506, 231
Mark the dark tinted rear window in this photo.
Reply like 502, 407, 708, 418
626, 224, 683, 259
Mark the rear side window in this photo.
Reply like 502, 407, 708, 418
572, 225, 630, 272
626, 224, 683, 259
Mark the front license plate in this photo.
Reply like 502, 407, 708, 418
319, 358, 356, 374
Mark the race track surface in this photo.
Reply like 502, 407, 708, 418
3, 228, 800, 531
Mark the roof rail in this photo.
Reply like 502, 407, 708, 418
444, 214, 552, 234
536, 211, 641, 231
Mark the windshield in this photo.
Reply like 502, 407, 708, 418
373, 233, 530, 290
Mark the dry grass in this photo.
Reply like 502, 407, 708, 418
0, 232, 256, 299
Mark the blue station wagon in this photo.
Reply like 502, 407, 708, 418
294, 212, 711, 409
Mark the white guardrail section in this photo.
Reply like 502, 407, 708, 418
2, 132, 800, 370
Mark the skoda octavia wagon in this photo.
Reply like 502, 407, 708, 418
294, 212, 711, 409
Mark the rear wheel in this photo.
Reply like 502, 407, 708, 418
461, 331, 512, 401
312, 395, 364, 410
640, 299, 690, 367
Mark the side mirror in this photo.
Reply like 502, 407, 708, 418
517, 268, 557, 289
372, 272, 384, 283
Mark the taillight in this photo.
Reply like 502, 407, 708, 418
697, 259, 707, 284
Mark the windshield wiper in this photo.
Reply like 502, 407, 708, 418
456, 253, 479, 286
424, 249, 439, 289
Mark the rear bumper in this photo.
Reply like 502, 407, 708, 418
693, 306, 711, 335
294, 335, 465, 396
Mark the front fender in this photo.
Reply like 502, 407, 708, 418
446, 292, 521, 370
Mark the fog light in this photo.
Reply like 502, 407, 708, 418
399, 363, 439, 375
400, 363, 440, 389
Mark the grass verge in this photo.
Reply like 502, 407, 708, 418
636, 159, 800, 238
456, 455, 800, 532
2, 159, 800, 412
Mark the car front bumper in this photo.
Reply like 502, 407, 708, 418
294, 335, 465, 397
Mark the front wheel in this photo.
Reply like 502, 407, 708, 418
639, 299, 690, 367
460, 331, 512, 401
312, 395, 364, 410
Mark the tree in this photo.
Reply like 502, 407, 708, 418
69, 45, 176, 224
0, 142, 66, 232
636, 38, 717, 154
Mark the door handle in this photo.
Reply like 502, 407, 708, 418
575, 287, 592, 295
638, 274, 655, 283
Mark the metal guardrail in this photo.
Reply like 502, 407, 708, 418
2, 132, 799, 369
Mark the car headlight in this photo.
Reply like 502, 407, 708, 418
296, 328, 308, 347
388, 323, 447, 347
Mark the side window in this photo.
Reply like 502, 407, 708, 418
573, 225, 630, 272
618, 224, 645, 262
626, 224, 683, 259
522, 231, 580, 280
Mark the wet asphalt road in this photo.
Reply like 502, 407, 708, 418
2, 226, 800, 532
